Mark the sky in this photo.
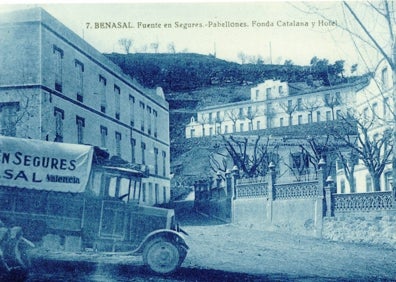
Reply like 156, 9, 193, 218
0, 1, 388, 74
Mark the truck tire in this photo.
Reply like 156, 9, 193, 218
143, 238, 183, 274
0, 227, 30, 282
3, 227, 30, 270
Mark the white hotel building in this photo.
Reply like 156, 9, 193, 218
186, 79, 363, 139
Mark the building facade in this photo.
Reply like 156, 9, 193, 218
336, 59, 394, 193
0, 8, 170, 206
185, 79, 362, 139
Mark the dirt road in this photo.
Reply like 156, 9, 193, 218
21, 209, 396, 281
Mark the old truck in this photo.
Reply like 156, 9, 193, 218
0, 136, 188, 276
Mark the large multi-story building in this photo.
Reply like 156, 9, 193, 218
336, 59, 394, 193
185, 79, 363, 138
0, 7, 170, 206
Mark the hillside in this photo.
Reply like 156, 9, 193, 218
104, 52, 349, 94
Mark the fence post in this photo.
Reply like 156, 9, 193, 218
231, 165, 239, 199
216, 171, 222, 199
194, 181, 199, 201
268, 162, 276, 200
325, 176, 335, 217
225, 170, 232, 198
266, 162, 276, 224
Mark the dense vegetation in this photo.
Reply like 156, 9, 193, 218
105, 53, 351, 93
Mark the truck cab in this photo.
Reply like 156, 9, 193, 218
0, 136, 188, 275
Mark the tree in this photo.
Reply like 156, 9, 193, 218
226, 109, 239, 133
323, 92, 342, 120
336, 147, 359, 192
167, 42, 176, 54
279, 100, 298, 126
237, 52, 247, 64
118, 38, 133, 54
302, 97, 322, 123
341, 1, 396, 192
221, 135, 277, 177
333, 111, 393, 191
245, 106, 259, 131
150, 41, 159, 53
295, 1, 396, 191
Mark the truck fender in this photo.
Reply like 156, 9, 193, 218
135, 229, 189, 254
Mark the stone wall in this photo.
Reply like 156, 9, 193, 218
322, 216, 396, 248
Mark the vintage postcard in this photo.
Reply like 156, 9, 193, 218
0, 1, 395, 281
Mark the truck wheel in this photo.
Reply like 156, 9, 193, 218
143, 238, 182, 274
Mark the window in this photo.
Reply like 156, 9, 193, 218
278, 85, 283, 95
162, 151, 166, 177
142, 183, 146, 202
209, 127, 213, 136
335, 92, 341, 104
291, 152, 309, 170
76, 116, 85, 144
385, 171, 392, 191
280, 117, 284, 127
147, 106, 152, 135
54, 107, 64, 142
308, 113, 312, 124
372, 102, 378, 118
209, 112, 213, 123
298, 115, 302, 125
239, 123, 244, 132
163, 186, 167, 203
114, 85, 120, 120
224, 125, 228, 133
99, 75, 107, 113
326, 111, 331, 121
317, 111, 321, 122
75, 60, 84, 102
129, 95, 135, 126
155, 184, 159, 205
238, 108, 244, 119
115, 132, 121, 156
383, 97, 390, 119
351, 177, 356, 193
266, 88, 271, 99
131, 138, 136, 163
363, 107, 369, 120
153, 110, 158, 137
140, 102, 145, 131
248, 122, 252, 131
216, 125, 221, 134
53, 45, 63, 92
256, 120, 261, 130
255, 89, 259, 100
365, 175, 372, 192
381, 67, 388, 89
336, 110, 342, 120
340, 179, 345, 194
148, 183, 153, 204
190, 128, 195, 138
0, 102, 19, 137
297, 98, 302, 111
100, 126, 108, 147
287, 100, 293, 112
216, 111, 220, 121
141, 142, 146, 164
154, 148, 159, 175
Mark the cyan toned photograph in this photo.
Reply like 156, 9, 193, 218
0, 1, 395, 281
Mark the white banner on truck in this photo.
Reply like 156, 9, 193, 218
0, 136, 94, 193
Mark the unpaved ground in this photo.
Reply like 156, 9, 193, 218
178, 210, 396, 281
19, 209, 396, 281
